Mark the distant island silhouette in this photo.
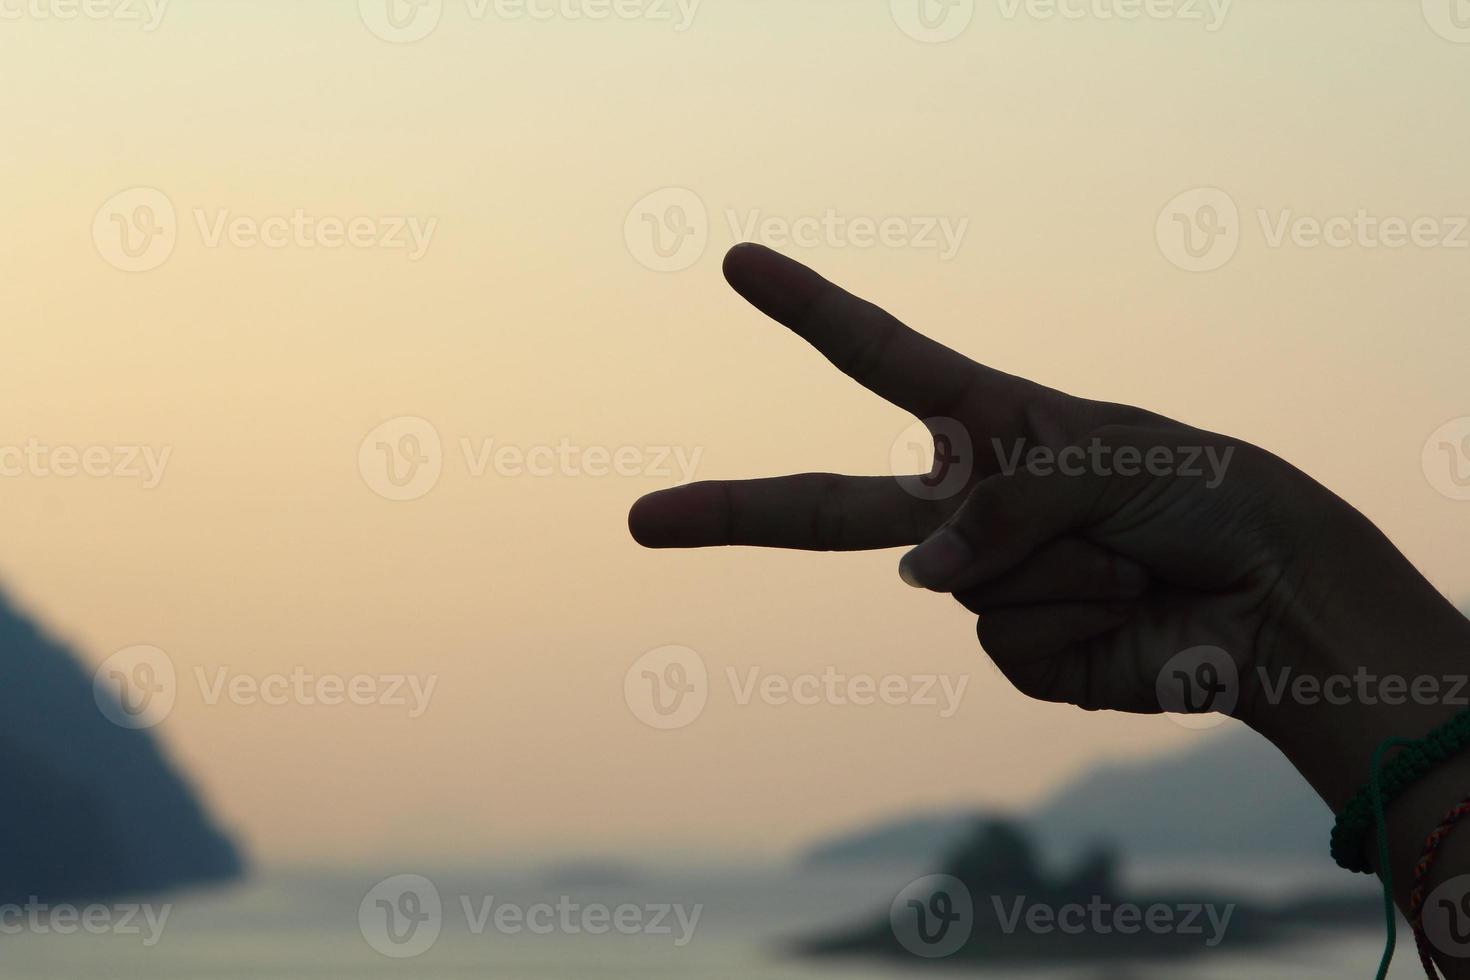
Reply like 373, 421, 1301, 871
796, 819, 1380, 966
0, 591, 241, 904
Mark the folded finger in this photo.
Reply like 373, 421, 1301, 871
952, 537, 1147, 614
976, 602, 1133, 664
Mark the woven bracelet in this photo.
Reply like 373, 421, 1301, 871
1331, 708, 1470, 875
1407, 793, 1470, 979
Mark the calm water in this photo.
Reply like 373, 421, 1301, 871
0, 865, 1423, 979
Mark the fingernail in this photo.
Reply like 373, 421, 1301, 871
898, 528, 974, 590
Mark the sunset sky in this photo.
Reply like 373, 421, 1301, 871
3, 0, 1470, 866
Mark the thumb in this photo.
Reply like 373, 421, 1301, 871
898, 465, 1106, 592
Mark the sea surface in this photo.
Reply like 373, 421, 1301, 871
0, 862, 1426, 979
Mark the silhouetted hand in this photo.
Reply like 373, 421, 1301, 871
628, 243, 1470, 974
632, 246, 1370, 716
630, 244, 1470, 793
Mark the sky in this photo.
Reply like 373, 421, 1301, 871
2, 0, 1470, 866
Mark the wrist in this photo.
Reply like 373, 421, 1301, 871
1241, 504, 1470, 810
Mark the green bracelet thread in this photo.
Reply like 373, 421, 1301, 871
1331, 708, 1470, 875
1329, 707, 1470, 980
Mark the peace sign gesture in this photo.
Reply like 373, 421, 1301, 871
627, 244, 1466, 792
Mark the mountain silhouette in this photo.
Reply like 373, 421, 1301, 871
0, 591, 242, 903
802, 726, 1329, 869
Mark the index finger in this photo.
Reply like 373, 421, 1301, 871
723, 244, 1045, 427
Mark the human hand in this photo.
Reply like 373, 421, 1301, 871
628, 244, 1470, 808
